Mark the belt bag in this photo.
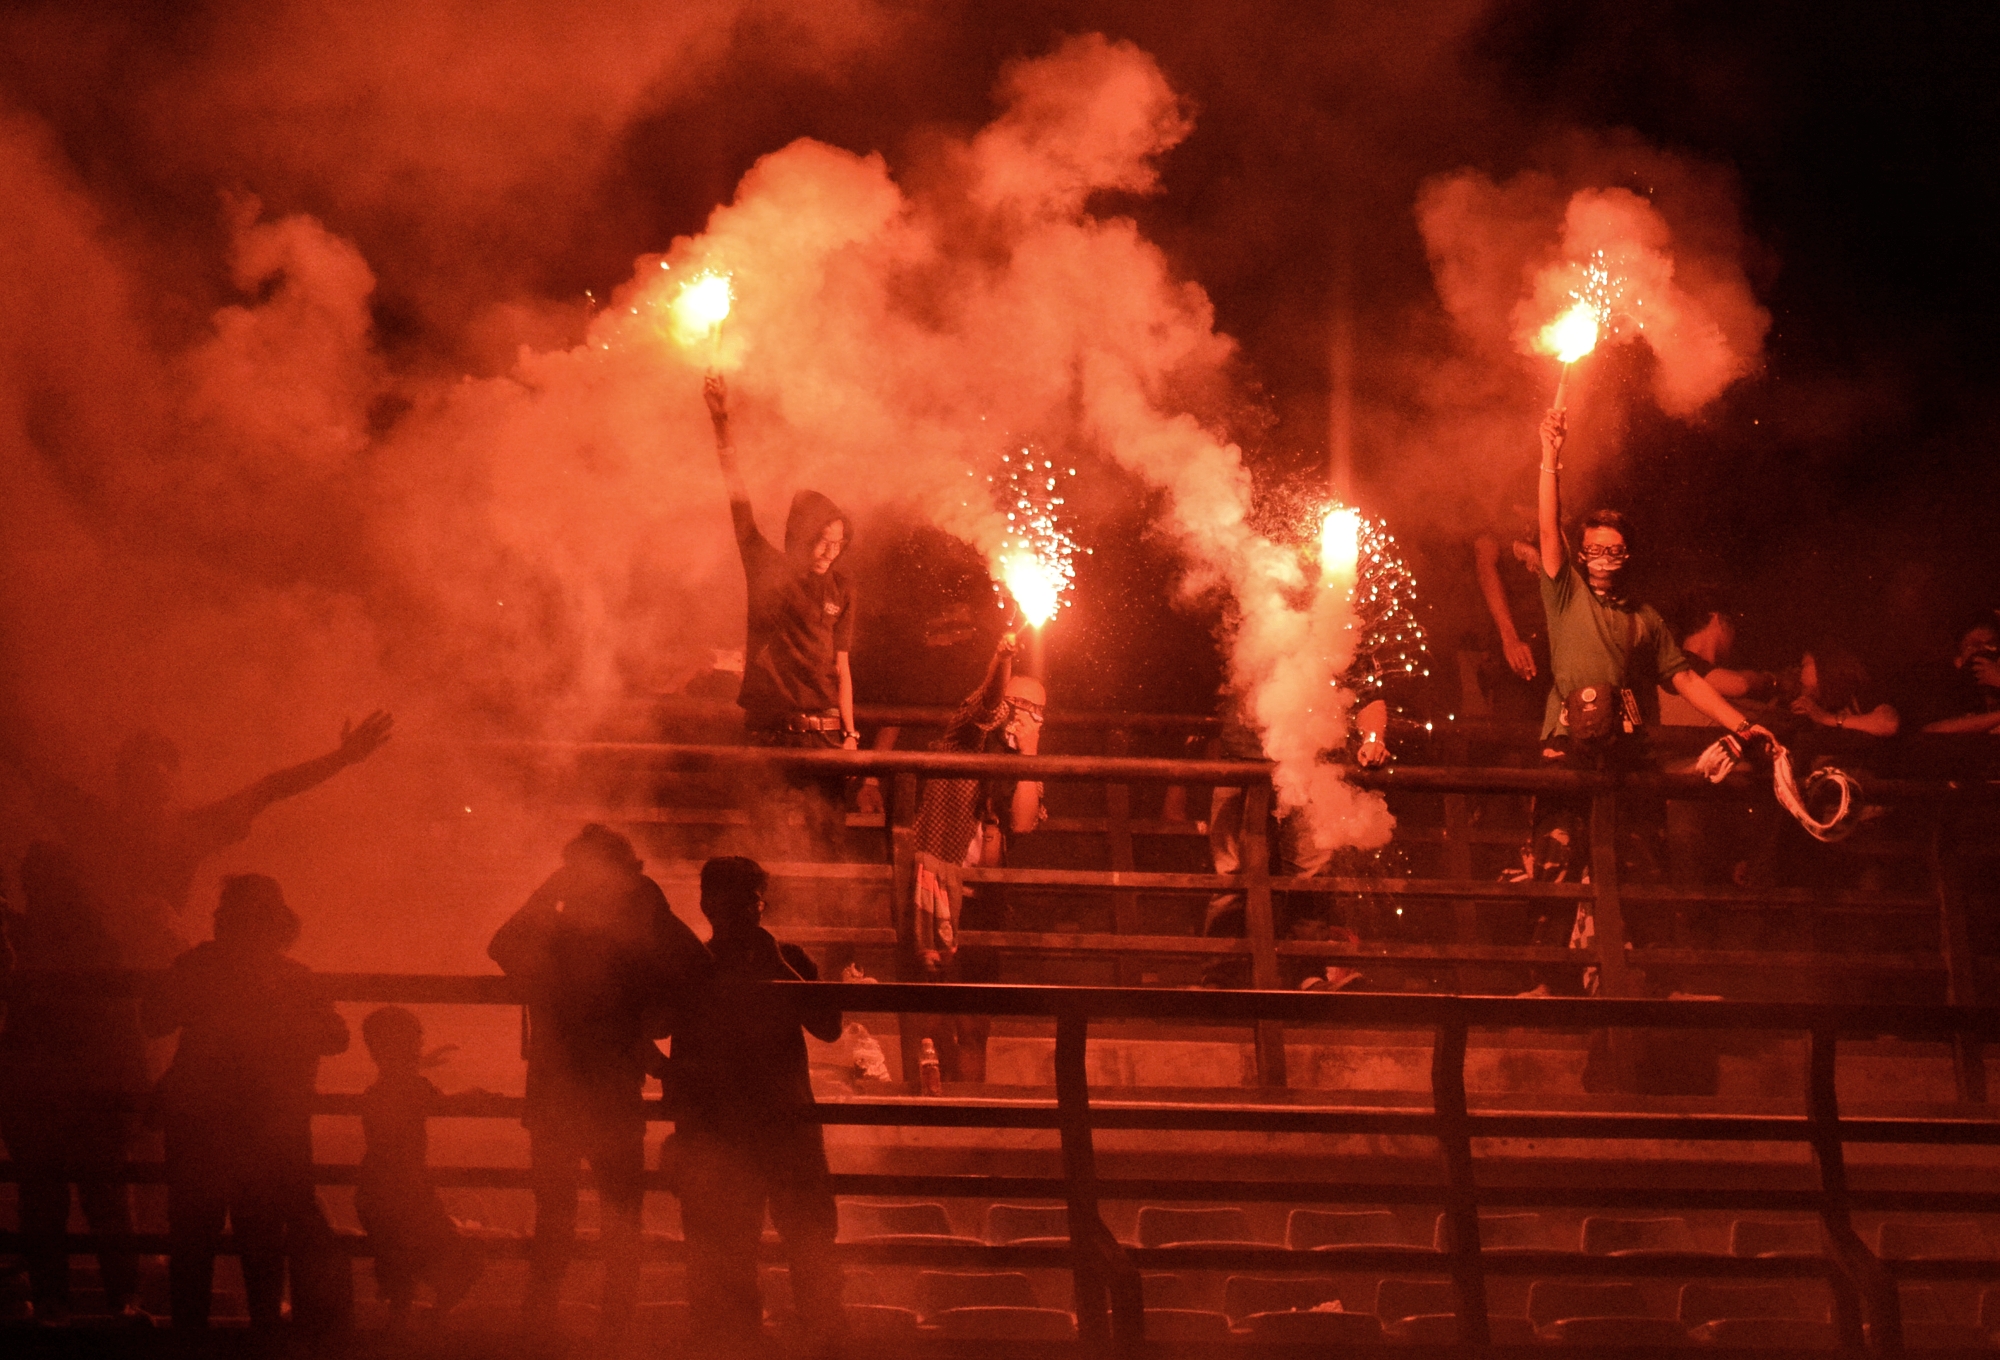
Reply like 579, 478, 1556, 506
1563, 684, 1638, 744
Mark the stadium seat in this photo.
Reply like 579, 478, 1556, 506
1385, 1313, 1540, 1344
840, 1201, 983, 1246
927, 1306, 1076, 1340
1134, 1205, 1253, 1247
1678, 1281, 1829, 1327
1877, 1219, 1994, 1259
919, 1270, 1037, 1318
1432, 1211, 1548, 1252
986, 1203, 1068, 1244
1376, 1277, 1457, 1322
1142, 1274, 1196, 1310
1240, 1307, 1384, 1344
1580, 1214, 1700, 1255
1539, 1315, 1690, 1345
1729, 1218, 1823, 1257
1690, 1317, 1842, 1348
1142, 1308, 1233, 1341
844, 1304, 922, 1339
1287, 1208, 1403, 1250
1526, 1280, 1652, 1328
1223, 1275, 1339, 1322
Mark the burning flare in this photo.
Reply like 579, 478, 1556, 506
1000, 549, 1063, 626
668, 270, 733, 352
1540, 300, 1601, 364
1319, 506, 1362, 583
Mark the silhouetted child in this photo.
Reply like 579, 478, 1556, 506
356, 1007, 480, 1322
145, 874, 350, 1331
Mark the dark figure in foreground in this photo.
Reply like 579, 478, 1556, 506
0, 844, 150, 1324
1923, 610, 2000, 734
0, 712, 393, 966
487, 824, 704, 1340
146, 875, 351, 1331
896, 630, 1046, 1085
707, 373, 858, 854
356, 1006, 481, 1323
670, 856, 844, 1357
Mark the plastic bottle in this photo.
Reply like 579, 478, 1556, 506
918, 1037, 943, 1096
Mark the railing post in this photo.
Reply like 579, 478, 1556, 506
1242, 780, 1288, 1087
889, 772, 920, 1085
1056, 1006, 1142, 1359
1441, 788, 1476, 994
1104, 729, 1143, 987
1808, 1022, 1894, 1354
1929, 825, 1985, 1102
1587, 790, 1634, 998
1430, 1011, 1490, 1347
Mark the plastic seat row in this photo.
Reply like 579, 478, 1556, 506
843, 1201, 2000, 1260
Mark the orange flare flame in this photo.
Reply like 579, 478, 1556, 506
1539, 300, 1600, 364
1320, 506, 1361, 582
669, 271, 733, 349
1000, 549, 1062, 626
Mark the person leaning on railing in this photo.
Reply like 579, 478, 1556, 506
892, 629, 1046, 1087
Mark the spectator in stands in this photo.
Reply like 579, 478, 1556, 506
355, 1006, 481, 1325
1472, 494, 1550, 724
705, 374, 858, 855
892, 629, 1045, 1086
1921, 611, 2000, 734
146, 874, 351, 1332
1530, 410, 1771, 910
487, 824, 705, 1341
669, 856, 844, 1359
0, 844, 150, 1325
0, 712, 393, 967
1657, 588, 1776, 727
1791, 643, 1901, 738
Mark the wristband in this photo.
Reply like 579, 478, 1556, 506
1540, 463, 1561, 474
1733, 719, 1752, 736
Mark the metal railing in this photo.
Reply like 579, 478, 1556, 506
489, 740, 2000, 1097
6, 977, 2000, 1354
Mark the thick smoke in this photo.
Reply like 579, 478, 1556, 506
1374, 137, 1772, 535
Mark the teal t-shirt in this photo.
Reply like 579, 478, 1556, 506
1539, 558, 1691, 738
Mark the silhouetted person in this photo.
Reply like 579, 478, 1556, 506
0, 843, 149, 1324
355, 1006, 481, 1324
487, 824, 704, 1340
145, 874, 350, 1331
0, 712, 393, 966
670, 856, 844, 1357
706, 374, 858, 856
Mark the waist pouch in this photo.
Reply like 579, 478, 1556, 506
1562, 685, 1639, 745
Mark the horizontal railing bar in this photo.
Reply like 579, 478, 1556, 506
11, 976, 2000, 1040
447, 740, 2000, 802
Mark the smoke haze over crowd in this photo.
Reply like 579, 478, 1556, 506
0, 0, 1995, 970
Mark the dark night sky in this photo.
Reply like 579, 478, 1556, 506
3, 0, 1997, 717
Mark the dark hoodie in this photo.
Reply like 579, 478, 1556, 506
731, 488, 854, 722
668, 925, 841, 1132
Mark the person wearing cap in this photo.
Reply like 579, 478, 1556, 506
145, 874, 350, 1331
891, 630, 1046, 1087
706, 375, 858, 855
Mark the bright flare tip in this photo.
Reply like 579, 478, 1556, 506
1540, 300, 1600, 364
1320, 506, 1362, 580
669, 271, 733, 345
1000, 550, 1062, 626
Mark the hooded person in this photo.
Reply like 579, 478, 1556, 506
705, 375, 858, 859
705, 375, 857, 747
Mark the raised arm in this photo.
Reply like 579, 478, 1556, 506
204, 711, 393, 830
705, 374, 750, 507
1473, 535, 1536, 680
1922, 709, 2000, 735
1537, 409, 1566, 581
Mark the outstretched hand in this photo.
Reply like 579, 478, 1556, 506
338, 710, 394, 765
1503, 637, 1538, 681
1539, 409, 1567, 465
703, 373, 728, 422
